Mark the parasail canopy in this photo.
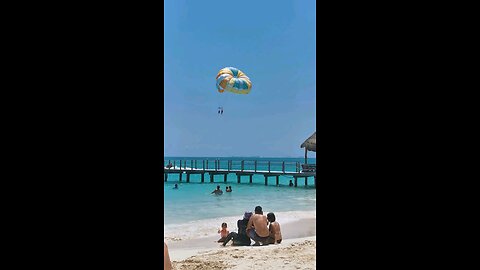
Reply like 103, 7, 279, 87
216, 67, 252, 94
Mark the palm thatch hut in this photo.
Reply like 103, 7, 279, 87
300, 131, 316, 164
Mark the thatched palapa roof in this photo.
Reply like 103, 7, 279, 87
300, 132, 316, 152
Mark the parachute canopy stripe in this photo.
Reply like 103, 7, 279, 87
216, 67, 251, 94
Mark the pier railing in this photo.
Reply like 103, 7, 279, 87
163, 159, 304, 173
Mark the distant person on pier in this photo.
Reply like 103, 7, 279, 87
211, 185, 223, 195
266, 212, 282, 244
173, 184, 178, 189
246, 206, 269, 246
223, 211, 252, 246
289, 180, 293, 187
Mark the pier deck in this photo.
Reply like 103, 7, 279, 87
163, 159, 317, 188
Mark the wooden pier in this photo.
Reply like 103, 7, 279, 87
163, 159, 317, 188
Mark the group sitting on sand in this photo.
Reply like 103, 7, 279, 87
164, 206, 283, 268
218, 205, 282, 247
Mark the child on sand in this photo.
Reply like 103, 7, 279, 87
217, 222, 229, 242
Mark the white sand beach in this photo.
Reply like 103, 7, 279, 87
167, 217, 316, 269
172, 236, 316, 270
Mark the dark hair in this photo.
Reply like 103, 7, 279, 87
254, 206, 263, 214
221, 222, 227, 227
217, 185, 220, 189
229, 186, 232, 188
267, 212, 276, 222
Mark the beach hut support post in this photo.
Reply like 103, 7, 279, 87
305, 148, 308, 164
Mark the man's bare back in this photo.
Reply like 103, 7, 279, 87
247, 214, 269, 237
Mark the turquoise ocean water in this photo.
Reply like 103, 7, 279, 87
164, 157, 316, 241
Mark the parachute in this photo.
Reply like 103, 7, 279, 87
216, 67, 252, 95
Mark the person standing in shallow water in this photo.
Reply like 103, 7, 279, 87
289, 180, 294, 187
211, 185, 223, 195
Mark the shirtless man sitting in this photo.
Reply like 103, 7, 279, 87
246, 206, 269, 246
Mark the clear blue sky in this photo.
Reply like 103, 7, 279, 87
164, 0, 316, 158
